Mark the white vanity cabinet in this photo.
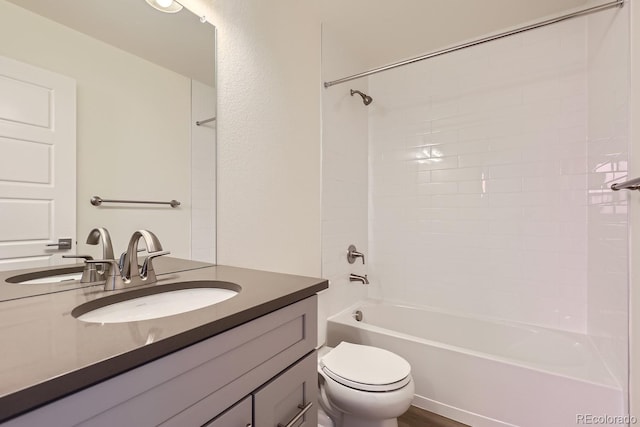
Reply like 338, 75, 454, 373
4, 296, 318, 427
203, 397, 251, 427
202, 350, 317, 427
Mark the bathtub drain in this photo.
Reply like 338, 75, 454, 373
354, 310, 363, 321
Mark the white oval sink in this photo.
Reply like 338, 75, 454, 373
76, 287, 238, 324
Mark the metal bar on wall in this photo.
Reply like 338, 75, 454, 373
323, 0, 624, 88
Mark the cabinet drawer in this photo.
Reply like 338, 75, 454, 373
253, 351, 318, 427
203, 396, 251, 427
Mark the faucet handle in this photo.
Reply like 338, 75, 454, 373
119, 249, 145, 271
87, 259, 125, 291
347, 245, 365, 265
141, 250, 170, 283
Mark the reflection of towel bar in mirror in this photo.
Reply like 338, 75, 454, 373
196, 116, 216, 126
90, 196, 180, 208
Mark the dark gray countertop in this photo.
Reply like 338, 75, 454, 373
0, 261, 327, 422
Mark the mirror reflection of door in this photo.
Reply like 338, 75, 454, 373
0, 0, 216, 266
0, 55, 76, 271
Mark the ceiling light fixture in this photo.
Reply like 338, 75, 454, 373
145, 0, 184, 14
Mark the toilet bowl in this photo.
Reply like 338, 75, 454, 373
317, 342, 414, 427
318, 407, 335, 427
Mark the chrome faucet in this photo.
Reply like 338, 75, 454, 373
86, 259, 125, 291
62, 228, 116, 284
85, 227, 116, 282
70, 228, 169, 291
349, 273, 369, 284
122, 230, 169, 285
75, 227, 124, 290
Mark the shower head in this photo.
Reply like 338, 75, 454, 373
350, 89, 373, 106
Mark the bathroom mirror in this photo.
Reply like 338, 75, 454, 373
0, 0, 216, 270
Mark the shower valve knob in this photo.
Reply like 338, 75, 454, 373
347, 245, 365, 264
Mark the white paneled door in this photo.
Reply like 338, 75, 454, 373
0, 55, 76, 271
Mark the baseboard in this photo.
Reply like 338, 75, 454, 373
412, 394, 518, 427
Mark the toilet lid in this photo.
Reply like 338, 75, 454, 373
320, 342, 411, 392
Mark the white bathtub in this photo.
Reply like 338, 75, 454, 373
326, 299, 624, 427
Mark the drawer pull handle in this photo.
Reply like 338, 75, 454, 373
277, 402, 313, 427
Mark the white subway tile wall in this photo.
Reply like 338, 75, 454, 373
368, 13, 628, 334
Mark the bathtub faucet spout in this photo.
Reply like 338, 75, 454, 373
349, 273, 369, 284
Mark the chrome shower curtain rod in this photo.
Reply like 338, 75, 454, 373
323, 0, 624, 88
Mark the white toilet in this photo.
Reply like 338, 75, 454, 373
317, 342, 415, 427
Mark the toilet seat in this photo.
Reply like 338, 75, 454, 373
320, 342, 411, 392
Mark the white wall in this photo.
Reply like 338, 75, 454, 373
180, 0, 589, 281
176, 1, 602, 287
321, 0, 590, 73
586, 4, 630, 402
191, 80, 217, 263
368, 17, 591, 332
318, 26, 370, 346
0, 0, 192, 258
181, 0, 322, 277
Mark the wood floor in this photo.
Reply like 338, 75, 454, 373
398, 406, 469, 427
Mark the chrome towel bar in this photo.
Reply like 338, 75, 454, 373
90, 196, 180, 208
611, 177, 640, 191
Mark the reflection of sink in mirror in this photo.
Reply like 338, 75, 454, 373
5, 266, 85, 285
17, 272, 83, 285
74, 282, 239, 324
